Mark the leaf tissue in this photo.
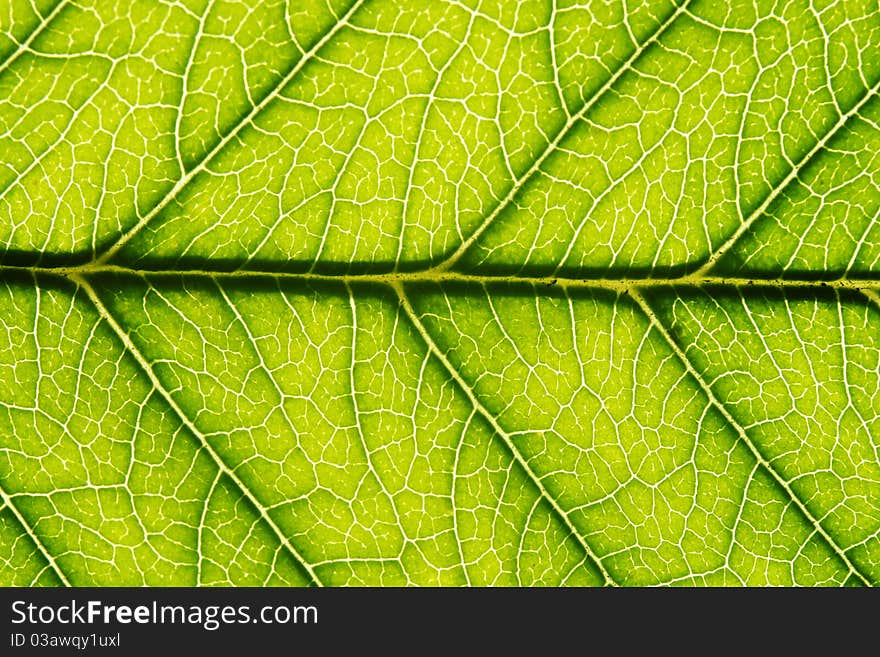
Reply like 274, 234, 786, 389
0, 0, 878, 587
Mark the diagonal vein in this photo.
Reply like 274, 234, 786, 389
433, 0, 692, 272
73, 274, 324, 587
91, 0, 368, 266
696, 76, 880, 276
0, 0, 69, 78
629, 288, 873, 586
393, 281, 617, 587
0, 479, 72, 586
858, 288, 880, 316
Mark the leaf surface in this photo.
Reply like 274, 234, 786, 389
0, 0, 878, 586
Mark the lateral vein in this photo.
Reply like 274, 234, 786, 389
74, 274, 324, 587
0, 480, 72, 586
629, 288, 873, 586
434, 0, 693, 272
697, 76, 880, 275
393, 281, 618, 587
0, 0, 70, 78
91, 0, 368, 266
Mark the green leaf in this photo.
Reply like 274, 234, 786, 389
0, 0, 878, 586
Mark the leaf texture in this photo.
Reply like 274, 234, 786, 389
0, 0, 878, 586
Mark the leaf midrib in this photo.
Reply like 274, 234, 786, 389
1, 263, 878, 290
